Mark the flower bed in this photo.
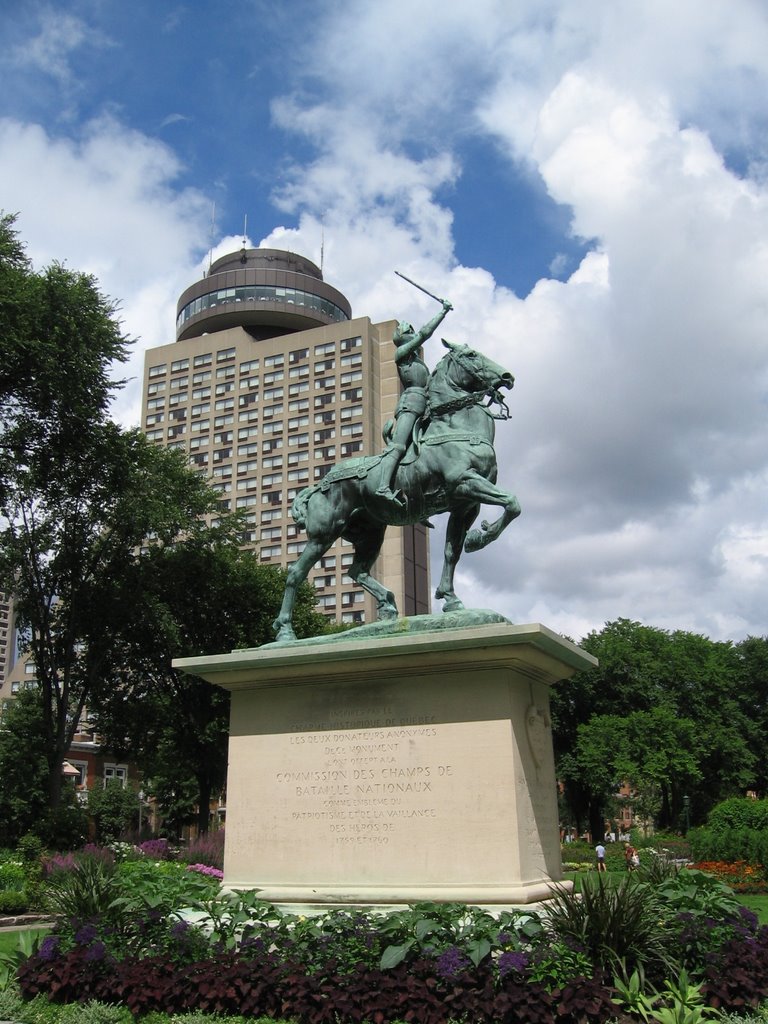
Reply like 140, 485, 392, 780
690, 860, 768, 893
11, 875, 768, 1023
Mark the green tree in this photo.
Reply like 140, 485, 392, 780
735, 635, 768, 794
91, 531, 328, 834
562, 707, 702, 837
552, 619, 754, 838
0, 214, 219, 818
88, 779, 140, 844
0, 689, 49, 843
0, 689, 88, 847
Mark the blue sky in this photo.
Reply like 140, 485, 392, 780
2, 0, 768, 643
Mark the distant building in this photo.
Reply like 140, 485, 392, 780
141, 246, 430, 627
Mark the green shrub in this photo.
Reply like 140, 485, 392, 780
689, 798, 768, 865
546, 874, 676, 978
0, 858, 25, 891
0, 889, 30, 914
112, 859, 220, 917
16, 835, 43, 864
42, 852, 117, 920
655, 867, 741, 918
87, 781, 139, 844
0, 984, 24, 1018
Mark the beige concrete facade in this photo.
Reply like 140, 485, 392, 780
176, 621, 597, 906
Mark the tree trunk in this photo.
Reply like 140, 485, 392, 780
589, 800, 605, 846
196, 773, 212, 835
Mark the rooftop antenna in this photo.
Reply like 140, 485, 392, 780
206, 201, 216, 276
240, 214, 248, 262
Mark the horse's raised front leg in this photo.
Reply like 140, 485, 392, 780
435, 506, 479, 612
455, 471, 521, 553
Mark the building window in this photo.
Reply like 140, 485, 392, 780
193, 353, 213, 368
148, 363, 166, 378
104, 764, 128, 788
171, 358, 189, 372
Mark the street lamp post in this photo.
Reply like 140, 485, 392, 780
683, 794, 690, 835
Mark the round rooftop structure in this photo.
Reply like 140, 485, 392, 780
176, 247, 352, 342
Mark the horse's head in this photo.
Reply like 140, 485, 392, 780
440, 338, 514, 394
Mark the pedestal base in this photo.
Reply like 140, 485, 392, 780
175, 619, 596, 907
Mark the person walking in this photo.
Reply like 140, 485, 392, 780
595, 841, 607, 872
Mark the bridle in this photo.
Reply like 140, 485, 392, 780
428, 347, 512, 421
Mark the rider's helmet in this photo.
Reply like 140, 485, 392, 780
394, 321, 414, 342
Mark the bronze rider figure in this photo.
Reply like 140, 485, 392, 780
376, 298, 453, 507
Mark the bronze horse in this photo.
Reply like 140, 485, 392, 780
272, 340, 520, 642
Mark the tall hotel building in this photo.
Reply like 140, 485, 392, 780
141, 247, 430, 628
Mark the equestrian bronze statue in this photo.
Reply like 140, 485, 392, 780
271, 313, 520, 642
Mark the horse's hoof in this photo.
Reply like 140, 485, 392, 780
465, 529, 483, 552
273, 623, 297, 643
442, 597, 465, 612
377, 605, 398, 622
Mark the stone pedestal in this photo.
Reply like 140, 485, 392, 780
175, 619, 596, 907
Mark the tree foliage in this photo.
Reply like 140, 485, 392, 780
91, 530, 329, 834
0, 688, 88, 848
0, 214, 219, 820
552, 618, 759, 838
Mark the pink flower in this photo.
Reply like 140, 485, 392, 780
186, 863, 224, 880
